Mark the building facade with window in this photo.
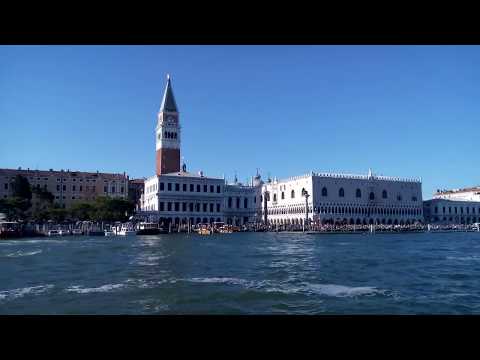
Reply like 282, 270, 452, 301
423, 186, 480, 224
0, 168, 129, 209
139, 75, 262, 227
261, 170, 423, 226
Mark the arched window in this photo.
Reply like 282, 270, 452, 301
244, 198, 248, 208
397, 194, 402, 201
356, 189, 361, 198
382, 190, 387, 199
412, 196, 417, 202
339, 188, 345, 197
273, 194, 277, 202
291, 190, 295, 198
281, 192, 284, 199
369, 192, 375, 200
228, 197, 232, 208
322, 187, 328, 197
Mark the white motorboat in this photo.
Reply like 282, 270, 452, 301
47, 229, 61, 236
114, 224, 136, 236
104, 230, 115, 236
72, 229, 83, 235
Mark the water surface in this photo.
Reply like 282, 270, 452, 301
1, 232, 480, 314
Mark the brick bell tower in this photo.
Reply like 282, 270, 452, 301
156, 74, 181, 175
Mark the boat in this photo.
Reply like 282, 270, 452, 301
0, 221, 22, 239
218, 224, 233, 234
104, 230, 116, 236
72, 229, 83, 235
136, 222, 166, 235
114, 223, 136, 236
47, 229, 61, 236
197, 224, 212, 235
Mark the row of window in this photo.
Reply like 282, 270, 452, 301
431, 216, 479, 224
434, 206, 480, 215
54, 196, 89, 200
266, 206, 422, 216
268, 188, 418, 202
268, 218, 420, 226
158, 202, 222, 213
227, 197, 250, 209
164, 131, 178, 139
148, 183, 222, 194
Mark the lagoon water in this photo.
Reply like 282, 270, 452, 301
1, 232, 480, 314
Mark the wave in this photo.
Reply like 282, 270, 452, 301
186, 277, 251, 286
303, 283, 385, 298
131, 255, 167, 266
4, 250, 42, 258
0, 284, 54, 302
65, 283, 124, 294
446, 255, 480, 261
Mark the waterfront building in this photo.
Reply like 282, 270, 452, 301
140, 75, 261, 226
261, 169, 423, 226
423, 187, 480, 224
128, 178, 145, 211
0, 168, 129, 209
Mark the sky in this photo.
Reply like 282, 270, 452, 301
1, 45, 479, 199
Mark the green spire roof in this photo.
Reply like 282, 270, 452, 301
160, 74, 178, 112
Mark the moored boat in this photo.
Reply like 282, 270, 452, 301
197, 224, 212, 235
0, 221, 22, 239
136, 222, 166, 235
114, 223, 136, 236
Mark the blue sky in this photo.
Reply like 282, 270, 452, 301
1, 45, 479, 199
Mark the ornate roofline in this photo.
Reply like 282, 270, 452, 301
269, 171, 422, 184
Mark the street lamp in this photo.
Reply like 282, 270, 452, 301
263, 190, 270, 226
302, 189, 310, 231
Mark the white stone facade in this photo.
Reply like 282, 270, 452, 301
262, 171, 423, 226
140, 171, 262, 226
424, 198, 480, 224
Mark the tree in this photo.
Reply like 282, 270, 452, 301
70, 202, 94, 221
12, 175, 32, 200
32, 187, 54, 204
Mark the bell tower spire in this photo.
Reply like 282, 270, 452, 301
156, 74, 181, 175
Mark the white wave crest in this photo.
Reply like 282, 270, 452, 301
0, 284, 54, 301
65, 283, 124, 294
187, 277, 249, 286
5, 250, 42, 258
304, 283, 384, 297
447, 255, 480, 261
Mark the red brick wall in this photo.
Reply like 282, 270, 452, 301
156, 148, 180, 175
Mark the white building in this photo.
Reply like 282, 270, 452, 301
423, 186, 480, 224
261, 169, 423, 226
140, 75, 261, 227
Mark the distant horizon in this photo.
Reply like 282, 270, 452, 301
2, 45, 479, 200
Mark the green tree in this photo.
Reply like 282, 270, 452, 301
12, 175, 32, 200
32, 187, 54, 203
70, 202, 94, 221
48, 206, 69, 223
31, 187, 55, 222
